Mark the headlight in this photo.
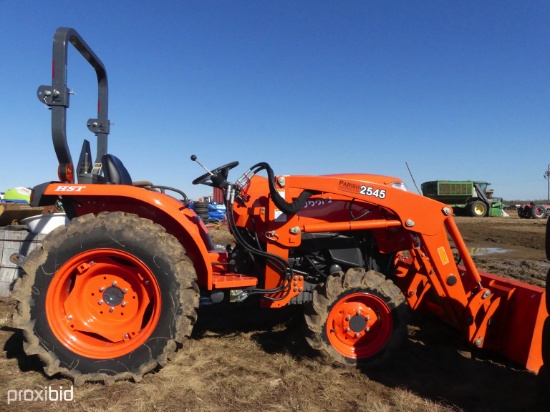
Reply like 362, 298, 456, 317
391, 182, 408, 191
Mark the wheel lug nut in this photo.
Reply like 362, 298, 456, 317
121, 301, 127, 307
345, 327, 351, 332
124, 334, 130, 339
109, 307, 115, 313
67, 315, 73, 320
99, 286, 105, 292
112, 281, 117, 286
123, 288, 128, 294
98, 300, 103, 305
354, 333, 360, 338
365, 327, 370, 332
345, 316, 351, 321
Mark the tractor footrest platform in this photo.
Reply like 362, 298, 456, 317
212, 274, 258, 289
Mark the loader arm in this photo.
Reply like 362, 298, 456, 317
233, 173, 547, 372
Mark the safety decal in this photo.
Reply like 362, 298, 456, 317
437, 246, 449, 265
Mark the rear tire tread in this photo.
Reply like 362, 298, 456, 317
12, 212, 199, 385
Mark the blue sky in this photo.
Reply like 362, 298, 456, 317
2, 1, 550, 201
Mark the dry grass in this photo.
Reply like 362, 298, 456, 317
0, 298, 458, 412
0, 220, 547, 411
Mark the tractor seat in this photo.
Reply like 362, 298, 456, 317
100, 154, 190, 205
102, 154, 132, 185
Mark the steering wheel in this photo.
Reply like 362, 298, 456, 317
192, 161, 239, 187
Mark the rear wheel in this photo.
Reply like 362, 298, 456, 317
12, 212, 199, 385
532, 205, 547, 219
304, 269, 409, 367
468, 200, 487, 217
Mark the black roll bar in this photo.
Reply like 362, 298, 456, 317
37, 27, 109, 182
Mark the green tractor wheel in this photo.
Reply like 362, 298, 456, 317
467, 200, 487, 217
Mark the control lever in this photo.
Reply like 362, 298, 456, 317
190, 155, 213, 176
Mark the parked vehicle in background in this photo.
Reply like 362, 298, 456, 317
421, 180, 503, 217
517, 202, 549, 219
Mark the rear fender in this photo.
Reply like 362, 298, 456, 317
30, 181, 60, 207
39, 182, 214, 289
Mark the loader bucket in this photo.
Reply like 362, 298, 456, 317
472, 268, 548, 373
440, 215, 548, 373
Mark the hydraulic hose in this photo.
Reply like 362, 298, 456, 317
225, 161, 320, 300
226, 202, 292, 299
250, 162, 316, 215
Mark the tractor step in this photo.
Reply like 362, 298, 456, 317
212, 274, 258, 289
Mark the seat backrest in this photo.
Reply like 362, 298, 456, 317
101, 154, 132, 185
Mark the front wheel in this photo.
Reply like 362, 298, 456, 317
304, 269, 409, 367
12, 212, 199, 385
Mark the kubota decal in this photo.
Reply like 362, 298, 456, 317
303, 198, 333, 209
54, 185, 87, 192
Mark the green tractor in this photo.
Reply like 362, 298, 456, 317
421, 180, 503, 217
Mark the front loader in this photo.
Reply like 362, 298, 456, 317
12, 27, 549, 386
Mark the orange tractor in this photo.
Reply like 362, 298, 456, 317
12, 28, 549, 386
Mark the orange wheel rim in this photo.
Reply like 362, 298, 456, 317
45, 249, 161, 359
326, 292, 393, 359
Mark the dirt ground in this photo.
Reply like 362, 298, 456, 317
0, 215, 548, 411
454, 215, 548, 287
